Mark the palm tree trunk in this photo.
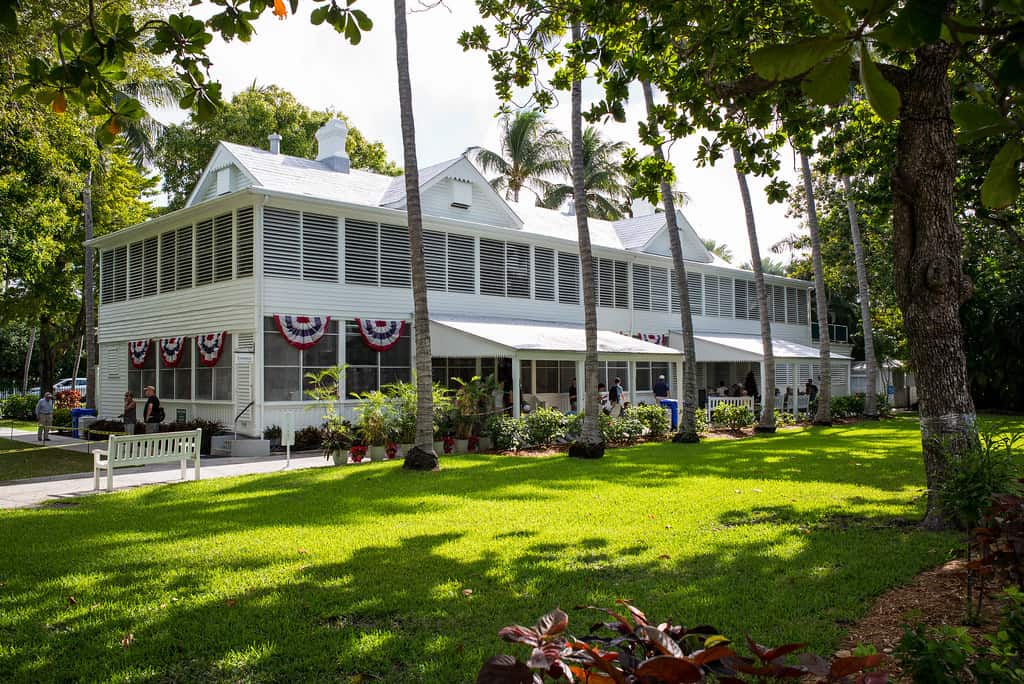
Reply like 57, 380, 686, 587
800, 151, 832, 425
394, 0, 437, 470
84, 169, 97, 409
641, 81, 698, 442
567, 23, 603, 458
842, 175, 879, 419
71, 335, 84, 387
22, 326, 36, 394
732, 149, 776, 432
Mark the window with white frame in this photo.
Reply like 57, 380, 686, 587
534, 360, 577, 393
635, 361, 672, 393
158, 341, 192, 400
263, 318, 339, 402
599, 362, 629, 393
195, 335, 232, 401
344, 320, 411, 398
432, 357, 477, 388
127, 342, 156, 399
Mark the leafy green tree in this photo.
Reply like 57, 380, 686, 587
156, 84, 400, 210
740, 257, 786, 276
702, 239, 734, 263
541, 126, 629, 220
472, 109, 566, 203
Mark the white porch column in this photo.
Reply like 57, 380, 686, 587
675, 357, 684, 402
575, 358, 585, 414
628, 360, 637, 407
512, 354, 521, 419
759, 362, 767, 408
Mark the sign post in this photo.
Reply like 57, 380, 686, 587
282, 412, 296, 467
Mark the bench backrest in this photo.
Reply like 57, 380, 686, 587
107, 429, 202, 466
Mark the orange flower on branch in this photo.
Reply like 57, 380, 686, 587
272, 0, 288, 20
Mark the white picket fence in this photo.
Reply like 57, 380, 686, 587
706, 396, 755, 419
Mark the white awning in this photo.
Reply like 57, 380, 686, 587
431, 316, 682, 358
676, 333, 853, 363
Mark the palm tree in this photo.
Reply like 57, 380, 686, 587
641, 80, 699, 442
567, 23, 603, 459
473, 110, 566, 203
733, 148, 776, 432
542, 126, 629, 220
702, 238, 734, 263
394, 0, 437, 470
740, 257, 786, 276
800, 151, 832, 425
843, 175, 879, 419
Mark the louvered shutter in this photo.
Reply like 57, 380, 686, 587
719, 277, 734, 318
613, 260, 629, 309
558, 251, 579, 304
159, 231, 176, 293
687, 272, 703, 316
633, 264, 651, 310
195, 218, 215, 285
236, 206, 254, 277
831, 365, 847, 394
670, 270, 680, 312
772, 285, 785, 323
447, 233, 475, 293
704, 274, 720, 317
175, 226, 193, 290
733, 278, 746, 318
775, 363, 792, 393
797, 288, 809, 324
213, 213, 233, 282
423, 230, 446, 290
344, 218, 379, 285
113, 245, 127, 301
263, 207, 300, 279
100, 250, 114, 304
506, 241, 530, 298
479, 238, 505, 296
746, 280, 759, 319
303, 212, 339, 282
143, 236, 159, 295
380, 223, 411, 288
651, 266, 669, 311
128, 242, 144, 299
534, 246, 555, 301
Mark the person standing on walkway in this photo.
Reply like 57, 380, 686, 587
143, 385, 161, 434
35, 392, 54, 441
609, 377, 624, 417
653, 374, 670, 400
568, 377, 578, 413
122, 391, 137, 435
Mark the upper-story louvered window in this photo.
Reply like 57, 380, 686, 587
506, 241, 531, 298
113, 245, 127, 301
424, 230, 446, 291
159, 231, 176, 293
236, 206, 254, 277
447, 233, 475, 293
613, 260, 629, 308
786, 285, 799, 323
128, 242, 144, 299
302, 212, 339, 282
176, 226, 193, 290
534, 247, 555, 301
143, 237, 159, 296
744, 280, 759, 319
704, 274, 721, 317
100, 250, 114, 304
344, 218, 379, 285
479, 238, 505, 297
632, 264, 651, 311
796, 288, 808, 324
557, 251, 579, 304
264, 207, 300, 279
195, 218, 215, 285
213, 213, 233, 282
687, 272, 703, 316
595, 257, 613, 307
670, 270, 680, 313
380, 224, 411, 288
734, 278, 748, 319
651, 266, 669, 312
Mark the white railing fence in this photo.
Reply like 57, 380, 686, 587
706, 396, 755, 419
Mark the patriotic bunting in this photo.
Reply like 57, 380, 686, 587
159, 337, 187, 367
196, 331, 228, 367
274, 314, 331, 350
355, 318, 405, 352
638, 333, 668, 346
128, 340, 151, 368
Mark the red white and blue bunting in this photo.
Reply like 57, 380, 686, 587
637, 333, 668, 346
355, 318, 405, 352
129, 340, 151, 369
196, 331, 227, 367
274, 314, 331, 350
159, 337, 187, 367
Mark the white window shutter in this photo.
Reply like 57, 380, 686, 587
557, 251, 579, 304
159, 231, 176, 293
797, 288, 809, 324
613, 260, 629, 309
216, 167, 231, 195
423, 230, 446, 291
451, 179, 473, 208
213, 212, 233, 282
195, 218, 215, 285
506, 241, 531, 298
534, 246, 555, 301
719, 277, 734, 318
632, 263, 651, 311
128, 241, 144, 299
479, 238, 505, 296
447, 233, 475, 293
236, 206, 254, 277
264, 207, 300, 279
651, 266, 669, 312
704, 274, 720, 317
344, 218, 379, 285
747, 280, 759, 320
113, 245, 127, 301
143, 236, 159, 296
302, 212, 339, 282
687, 272, 703, 316
175, 225, 193, 290
733, 278, 747, 319
380, 223, 411, 288
100, 250, 114, 304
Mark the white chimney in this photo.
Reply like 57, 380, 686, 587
268, 132, 281, 154
630, 198, 655, 217
315, 118, 350, 173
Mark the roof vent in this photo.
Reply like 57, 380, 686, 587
315, 118, 350, 173
268, 132, 281, 155
450, 178, 473, 209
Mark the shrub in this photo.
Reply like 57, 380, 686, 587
54, 389, 82, 409
563, 412, 584, 439
524, 407, 567, 447
830, 394, 864, 420
2, 394, 39, 420
162, 419, 225, 454
263, 425, 282, 441
896, 623, 973, 684
938, 429, 1021, 530
774, 409, 796, 426
625, 403, 670, 439
294, 425, 323, 451
694, 406, 709, 434
52, 407, 72, 433
601, 414, 645, 445
489, 415, 527, 452
711, 402, 754, 430
85, 419, 126, 441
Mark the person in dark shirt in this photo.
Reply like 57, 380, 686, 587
805, 379, 819, 401
568, 377, 578, 412
744, 371, 758, 399
143, 385, 161, 433
653, 375, 669, 399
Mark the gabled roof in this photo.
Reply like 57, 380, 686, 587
379, 157, 461, 206
612, 212, 666, 250
612, 210, 715, 263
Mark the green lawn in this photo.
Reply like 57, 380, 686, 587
0, 437, 93, 481
0, 418, 980, 682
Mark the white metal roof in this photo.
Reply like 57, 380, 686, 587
683, 333, 853, 361
432, 316, 681, 355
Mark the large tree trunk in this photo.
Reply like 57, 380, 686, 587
84, 170, 97, 409
843, 175, 878, 418
22, 326, 36, 394
733, 149, 775, 432
394, 0, 437, 471
800, 152, 832, 425
567, 23, 604, 459
641, 81, 698, 442
892, 43, 977, 530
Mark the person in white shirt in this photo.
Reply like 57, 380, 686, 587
35, 392, 54, 441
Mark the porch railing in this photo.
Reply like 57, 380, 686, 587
706, 395, 754, 419
811, 323, 849, 343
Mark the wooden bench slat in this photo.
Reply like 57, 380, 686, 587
93, 429, 202, 492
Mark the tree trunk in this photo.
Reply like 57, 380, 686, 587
800, 151, 832, 425
22, 326, 36, 394
71, 335, 84, 388
394, 0, 438, 471
843, 175, 879, 418
567, 22, 604, 459
733, 149, 775, 432
892, 42, 977, 530
84, 169, 97, 409
641, 81, 698, 442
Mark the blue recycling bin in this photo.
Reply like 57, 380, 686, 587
658, 399, 679, 430
70, 408, 97, 438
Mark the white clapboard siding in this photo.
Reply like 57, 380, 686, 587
128, 241, 144, 299
479, 238, 505, 297
344, 218, 379, 285
534, 246, 555, 301
423, 229, 446, 291
195, 218, 215, 286
264, 207, 301, 279
447, 233, 475, 293
557, 251, 579, 305
651, 266, 669, 312
236, 206, 254, 277
302, 212, 339, 282
176, 225, 193, 290
100, 250, 114, 304
380, 223, 411, 288
633, 263, 651, 311
213, 212, 234, 282
159, 231, 176, 293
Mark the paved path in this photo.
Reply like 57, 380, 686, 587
1, 427, 330, 509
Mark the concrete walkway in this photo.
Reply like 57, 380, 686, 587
1, 426, 331, 509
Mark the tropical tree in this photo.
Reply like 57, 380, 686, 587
702, 239, 734, 263
800, 150, 832, 425
843, 175, 879, 419
740, 257, 786, 276
541, 126, 629, 220
472, 109, 566, 203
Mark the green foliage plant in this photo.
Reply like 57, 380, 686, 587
896, 623, 974, 684
488, 415, 528, 452
451, 375, 497, 440
694, 407, 709, 435
353, 390, 393, 447
524, 407, 567, 447
625, 403, 671, 439
938, 428, 1021, 530
600, 413, 645, 445
2, 395, 40, 421
52, 407, 72, 432
293, 425, 323, 451
774, 409, 797, 427
712, 403, 755, 431
383, 379, 417, 445
432, 381, 453, 441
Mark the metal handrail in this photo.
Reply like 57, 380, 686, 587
233, 400, 255, 441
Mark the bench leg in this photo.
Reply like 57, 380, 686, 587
93, 466, 99, 491
181, 458, 186, 481
107, 467, 113, 493
194, 456, 201, 481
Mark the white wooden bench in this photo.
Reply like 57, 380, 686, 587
93, 429, 202, 492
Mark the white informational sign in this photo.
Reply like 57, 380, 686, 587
282, 412, 296, 447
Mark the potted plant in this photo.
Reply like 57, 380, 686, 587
432, 381, 453, 454
451, 375, 498, 452
383, 379, 417, 457
348, 444, 368, 464
321, 418, 353, 466
354, 389, 392, 460
263, 425, 282, 449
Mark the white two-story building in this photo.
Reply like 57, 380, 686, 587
89, 119, 851, 436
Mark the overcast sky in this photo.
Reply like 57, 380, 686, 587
166, 0, 807, 265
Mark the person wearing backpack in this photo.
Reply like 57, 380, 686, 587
143, 385, 163, 433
